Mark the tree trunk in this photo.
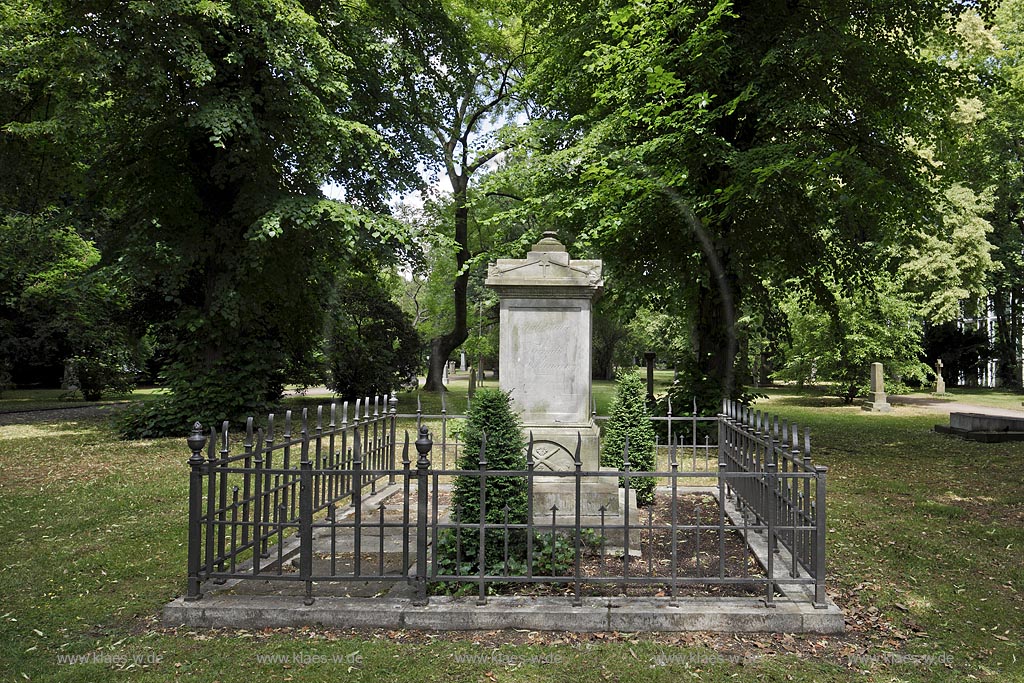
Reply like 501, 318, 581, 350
423, 176, 470, 391
691, 255, 740, 405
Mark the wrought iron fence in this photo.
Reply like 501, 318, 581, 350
185, 396, 399, 602
718, 399, 828, 606
184, 397, 828, 609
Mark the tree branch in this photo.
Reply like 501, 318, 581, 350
485, 191, 523, 201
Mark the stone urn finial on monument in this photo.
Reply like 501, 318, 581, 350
485, 231, 637, 542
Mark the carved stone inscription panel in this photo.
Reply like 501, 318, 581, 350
500, 300, 591, 424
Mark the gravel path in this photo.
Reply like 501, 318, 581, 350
888, 395, 1024, 418
0, 404, 126, 426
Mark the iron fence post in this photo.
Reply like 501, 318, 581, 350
252, 429, 264, 575
718, 460, 727, 580
215, 421, 229, 582
573, 433, 582, 607
670, 441, 679, 602
389, 394, 398, 485
814, 465, 829, 608
414, 426, 432, 606
477, 432, 488, 606
186, 422, 207, 601
765, 443, 778, 608
352, 427, 362, 577
526, 433, 535, 580
717, 401, 727, 499
299, 455, 314, 605
204, 426, 217, 581
401, 432, 411, 585
622, 433, 631, 587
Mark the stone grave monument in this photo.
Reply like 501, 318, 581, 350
862, 362, 893, 412
485, 231, 636, 540
934, 359, 946, 394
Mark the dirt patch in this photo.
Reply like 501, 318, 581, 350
436, 493, 764, 599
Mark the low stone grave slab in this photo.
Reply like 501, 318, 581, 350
935, 412, 1024, 442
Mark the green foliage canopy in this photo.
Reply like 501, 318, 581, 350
504, 0, 958, 401
2, 0, 461, 434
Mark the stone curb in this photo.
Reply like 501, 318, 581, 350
162, 594, 844, 633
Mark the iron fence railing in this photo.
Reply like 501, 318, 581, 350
184, 398, 828, 609
185, 396, 398, 602
718, 399, 828, 606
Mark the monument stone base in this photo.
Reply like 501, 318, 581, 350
527, 422, 641, 549
861, 390, 892, 412
532, 482, 641, 549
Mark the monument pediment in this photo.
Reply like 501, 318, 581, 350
484, 232, 603, 297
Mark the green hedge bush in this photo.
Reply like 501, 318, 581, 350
600, 369, 657, 506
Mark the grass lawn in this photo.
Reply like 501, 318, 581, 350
920, 387, 1024, 412
0, 387, 1021, 682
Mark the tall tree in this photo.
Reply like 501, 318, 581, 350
418, 1, 528, 391
2, 0, 460, 434
507, 0, 957, 408
935, 5, 1024, 387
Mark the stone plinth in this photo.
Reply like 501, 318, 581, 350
486, 232, 637, 540
862, 362, 892, 412
935, 411, 1024, 442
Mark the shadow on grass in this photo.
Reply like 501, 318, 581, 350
759, 388, 852, 409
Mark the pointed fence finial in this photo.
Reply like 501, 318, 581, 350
478, 430, 488, 467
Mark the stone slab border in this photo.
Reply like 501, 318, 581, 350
162, 594, 844, 633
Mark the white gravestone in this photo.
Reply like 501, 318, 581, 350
935, 359, 946, 394
486, 232, 636, 540
862, 362, 893, 412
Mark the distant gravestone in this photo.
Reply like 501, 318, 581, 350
460, 351, 467, 372
862, 362, 893, 412
935, 359, 946, 394
442, 362, 449, 386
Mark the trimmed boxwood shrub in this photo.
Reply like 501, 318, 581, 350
600, 369, 657, 506
438, 388, 528, 582
434, 388, 609, 593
